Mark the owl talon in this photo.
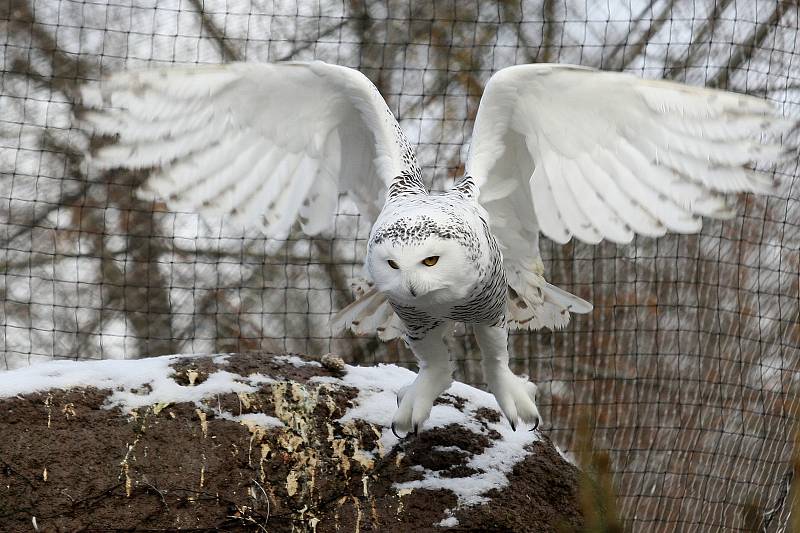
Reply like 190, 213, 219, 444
391, 364, 453, 443
486, 370, 542, 433
530, 418, 540, 431
391, 422, 402, 439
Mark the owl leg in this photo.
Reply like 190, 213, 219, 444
474, 323, 542, 431
391, 322, 453, 436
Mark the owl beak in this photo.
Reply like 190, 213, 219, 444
403, 274, 419, 298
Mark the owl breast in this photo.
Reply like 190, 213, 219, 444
444, 216, 507, 326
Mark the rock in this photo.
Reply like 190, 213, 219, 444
321, 352, 347, 375
0, 352, 583, 532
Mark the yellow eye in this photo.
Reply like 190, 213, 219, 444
388, 260, 400, 269
422, 256, 439, 267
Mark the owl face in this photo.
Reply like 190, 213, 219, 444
367, 214, 481, 305
367, 237, 477, 305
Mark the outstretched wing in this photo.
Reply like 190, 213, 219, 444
79, 61, 419, 238
466, 63, 795, 325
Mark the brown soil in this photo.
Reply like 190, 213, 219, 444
0, 353, 582, 532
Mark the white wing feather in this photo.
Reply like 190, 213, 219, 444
467, 64, 794, 244
467, 63, 795, 325
80, 61, 416, 238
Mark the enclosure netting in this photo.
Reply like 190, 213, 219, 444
2, 0, 799, 530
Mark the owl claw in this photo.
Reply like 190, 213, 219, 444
486, 371, 542, 433
530, 418, 540, 431
390, 422, 419, 439
391, 368, 452, 442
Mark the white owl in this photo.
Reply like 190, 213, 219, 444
80, 61, 793, 436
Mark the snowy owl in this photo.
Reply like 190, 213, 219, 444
79, 61, 794, 435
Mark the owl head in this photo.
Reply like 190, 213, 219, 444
366, 210, 482, 305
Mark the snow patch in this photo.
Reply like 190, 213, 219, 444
0, 354, 257, 414
246, 373, 277, 385
432, 445, 464, 454
273, 354, 322, 367
224, 412, 284, 428
556, 444, 578, 466
212, 354, 231, 365
0, 354, 541, 512
395, 425, 537, 507
437, 513, 459, 527
334, 364, 541, 508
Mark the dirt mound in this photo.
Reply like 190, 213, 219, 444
0, 353, 582, 532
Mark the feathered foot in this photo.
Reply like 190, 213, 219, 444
485, 370, 542, 431
390, 367, 452, 436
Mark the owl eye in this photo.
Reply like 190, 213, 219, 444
421, 256, 439, 267
387, 259, 400, 269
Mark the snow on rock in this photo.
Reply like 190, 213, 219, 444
0, 352, 580, 531
0, 356, 539, 506
330, 363, 542, 507
0, 354, 266, 414
272, 354, 323, 368
221, 411, 284, 428
438, 513, 459, 527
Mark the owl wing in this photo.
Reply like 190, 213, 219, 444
79, 61, 418, 238
466, 64, 795, 327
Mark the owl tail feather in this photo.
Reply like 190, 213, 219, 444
333, 279, 593, 338
507, 282, 593, 331
330, 279, 404, 341
542, 283, 593, 314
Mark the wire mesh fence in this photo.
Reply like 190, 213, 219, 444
2, 0, 799, 530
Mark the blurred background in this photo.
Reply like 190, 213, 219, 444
1, 0, 798, 530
